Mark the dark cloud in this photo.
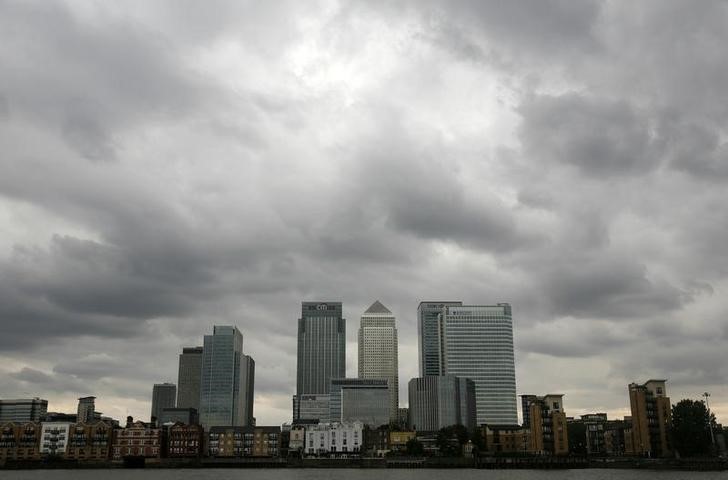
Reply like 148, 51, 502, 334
2, 0, 728, 425
519, 93, 663, 177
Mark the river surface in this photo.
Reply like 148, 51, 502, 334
3, 470, 728, 480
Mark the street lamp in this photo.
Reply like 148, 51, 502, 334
703, 392, 715, 448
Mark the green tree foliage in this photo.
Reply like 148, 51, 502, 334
671, 399, 716, 457
435, 425, 470, 456
470, 428, 485, 454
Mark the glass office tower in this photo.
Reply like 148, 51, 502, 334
296, 302, 346, 395
441, 303, 517, 425
177, 346, 203, 411
417, 301, 462, 376
199, 326, 254, 428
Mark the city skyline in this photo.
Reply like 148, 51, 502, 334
2, 1, 728, 429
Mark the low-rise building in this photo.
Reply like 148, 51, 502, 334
208, 426, 280, 457
389, 430, 416, 453
0, 422, 42, 463
40, 422, 72, 457
582, 413, 608, 455
167, 423, 203, 458
112, 420, 164, 462
304, 422, 363, 456
526, 394, 569, 456
364, 425, 390, 456
604, 419, 629, 456
628, 380, 672, 458
482, 424, 531, 454
288, 426, 306, 456
66, 421, 113, 462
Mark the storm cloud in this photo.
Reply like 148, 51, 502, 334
2, 0, 728, 425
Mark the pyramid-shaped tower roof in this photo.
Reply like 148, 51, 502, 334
364, 300, 391, 314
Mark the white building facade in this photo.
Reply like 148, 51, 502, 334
40, 422, 72, 456
304, 422, 363, 456
358, 300, 399, 421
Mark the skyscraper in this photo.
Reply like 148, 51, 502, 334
199, 326, 255, 428
441, 303, 517, 425
358, 300, 399, 421
76, 396, 96, 423
151, 383, 176, 424
177, 346, 203, 411
417, 302, 518, 425
408, 375, 476, 432
295, 302, 346, 419
240, 354, 255, 427
417, 301, 462, 376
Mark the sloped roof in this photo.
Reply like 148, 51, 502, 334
364, 300, 391, 314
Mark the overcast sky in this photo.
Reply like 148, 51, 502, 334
2, 0, 728, 426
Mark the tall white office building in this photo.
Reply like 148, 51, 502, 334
440, 303, 517, 425
358, 300, 399, 421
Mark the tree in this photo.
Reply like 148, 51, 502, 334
671, 399, 716, 457
470, 428, 485, 454
405, 437, 424, 456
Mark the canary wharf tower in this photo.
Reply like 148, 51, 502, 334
294, 302, 346, 419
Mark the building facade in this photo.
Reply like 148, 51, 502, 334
358, 300, 399, 421
151, 383, 177, 425
482, 424, 531, 454
159, 408, 198, 426
329, 378, 390, 427
240, 354, 255, 426
208, 426, 280, 457
40, 422, 72, 456
0, 422, 42, 463
628, 379, 672, 457
304, 422, 363, 456
199, 326, 255, 428
417, 301, 462, 376
66, 420, 113, 462
295, 302, 346, 420
582, 413, 608, 455
177, 346, 203, 411
167, 423, 204, 458
527, 394, 569, 456
0, 399, 48, 423
112, 420, 163, 462
408, 375, 476, 432
296, 394, 331, 423
440, 304, 518, 425
76, 397, 96, 424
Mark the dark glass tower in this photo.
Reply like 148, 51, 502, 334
199, 326, 254, 428
294, 302, 346, 419
417, 301, 462, 376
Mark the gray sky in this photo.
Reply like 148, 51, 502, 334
2, 0, 727, 426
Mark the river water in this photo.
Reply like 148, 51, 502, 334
3, 470, 728, 480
